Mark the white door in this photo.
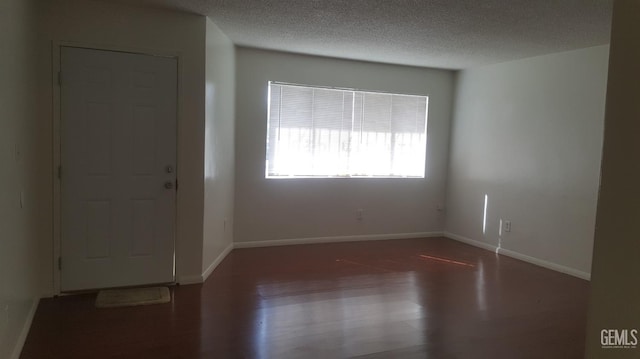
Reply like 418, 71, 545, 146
60, 47, 177, 291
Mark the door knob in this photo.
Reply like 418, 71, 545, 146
166, 165, 174, 174
164, 181, 174, 189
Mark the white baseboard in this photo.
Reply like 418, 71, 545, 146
234, 232, 443, 249
444, 232, 499, 253
201, 242, 234, 282
177, 274, 204, 285
178, 242, 234, 285
443, 232, 591, 281
10, 298, 39, 359
498, 247, 591, 280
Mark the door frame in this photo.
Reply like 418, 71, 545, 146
52, 41, 181, 295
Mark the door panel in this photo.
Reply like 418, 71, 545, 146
60, 47, 177, 291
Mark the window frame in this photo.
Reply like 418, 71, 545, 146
265, 81, 429, 179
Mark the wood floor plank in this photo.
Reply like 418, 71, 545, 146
20, 237, 589, 358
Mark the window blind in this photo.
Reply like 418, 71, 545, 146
266, 82, 428, 178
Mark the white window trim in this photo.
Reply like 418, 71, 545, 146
266, 81, 429, 179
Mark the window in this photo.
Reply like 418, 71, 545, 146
266, 82, 428, 178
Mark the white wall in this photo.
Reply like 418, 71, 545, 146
37, 0, 207, 288
202, 19, 235, 276
586, 1, 640, 357
0, 0, 41, 357
234, 47, 454, 244
445, 45, 609, 278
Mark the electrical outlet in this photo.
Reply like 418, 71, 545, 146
504, 220, 512, 232
356, 209, 364, 221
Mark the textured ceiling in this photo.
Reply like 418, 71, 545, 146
129, 0, 613, 69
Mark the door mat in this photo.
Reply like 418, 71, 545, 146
95, 286, 171, 308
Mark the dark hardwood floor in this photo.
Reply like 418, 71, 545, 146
21, 237, 589, 358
